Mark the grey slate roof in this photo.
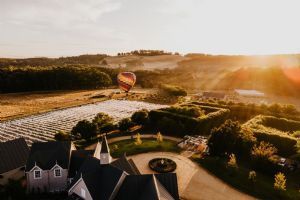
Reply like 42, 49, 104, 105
111, 153, 141, 175
115, 174, 179, 200
25, 141, 72, 171
0, 138, 29, 174
114, 175, 159, 200
68, 150, 94, 178
70, 156, 124, 200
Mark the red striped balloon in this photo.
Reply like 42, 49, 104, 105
117, 72, 136, 92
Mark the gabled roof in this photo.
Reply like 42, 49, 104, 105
68, 150, 94, 178
114, 175, 158, 200
25, 141, 73, 171
100, 136, 109, 153
69, 156, 124, 200
155, 173, 179, 200
115, 173, 179, 200
0, 138, 29, 174
111, 153, 141, 175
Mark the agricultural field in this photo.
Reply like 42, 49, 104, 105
0, 100, 166, 145
0, 88, 155, 121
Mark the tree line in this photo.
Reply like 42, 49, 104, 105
0, 66, 115, 93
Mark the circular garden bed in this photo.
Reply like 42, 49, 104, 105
148, 158, 177, 173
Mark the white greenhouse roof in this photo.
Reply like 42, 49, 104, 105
234, 89, 265, 97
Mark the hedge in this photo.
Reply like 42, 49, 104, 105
244, 115, 298, 157
149, 106, 230, 136
261, 116, 300, 132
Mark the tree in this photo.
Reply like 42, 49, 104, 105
71, 120, 98, 140
135, 133, 142, 145
131, 109, 149, 125
274, 172, 286, 191
208, 120, 256, 157
54, 130, 70, 141
92, 112, 114, 132
118, 118, 134, 132
157, 132, 163, 143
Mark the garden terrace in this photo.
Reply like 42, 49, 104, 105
149, 103, 230, 136
243, 115, 299, 156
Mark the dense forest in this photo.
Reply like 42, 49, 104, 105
0, 66, 116, 92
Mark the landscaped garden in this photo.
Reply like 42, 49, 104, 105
109, 138, 180, 158
193, 156, 300, 200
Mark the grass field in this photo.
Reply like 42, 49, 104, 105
193, 156, 300, 200
109, 138, 180, 158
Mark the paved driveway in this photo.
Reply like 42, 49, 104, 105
129, 152, 255, 200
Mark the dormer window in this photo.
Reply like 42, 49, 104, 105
54, 168, 62, 177
34, 170, 42, 179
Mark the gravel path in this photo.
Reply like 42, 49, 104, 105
129, 152, 255, 200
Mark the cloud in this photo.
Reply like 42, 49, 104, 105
0, 0, 122, 28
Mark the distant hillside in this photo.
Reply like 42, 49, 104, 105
215, 67, 300, 96
1, 52, 300, 97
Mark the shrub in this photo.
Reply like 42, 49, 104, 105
157, 132, 163, 143
135, 133, 142, 145
71, 120, 98, 140
54, 130, 70, 141
251, 142, 279, 174
248, 171, 257, 183
227, 154, 238, 169
274, 172, 286, 191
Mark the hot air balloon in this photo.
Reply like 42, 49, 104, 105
117, 72, 136, 93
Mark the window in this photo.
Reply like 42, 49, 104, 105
81, 188, 86, 198
54, 168, 62, 177
34, 170, 42, 179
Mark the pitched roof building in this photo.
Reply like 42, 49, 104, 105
0, 138, 29, 184
26, 136, 179, 200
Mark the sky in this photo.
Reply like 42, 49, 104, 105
0, 0, 300, 58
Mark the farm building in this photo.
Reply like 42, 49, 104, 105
202, 92, 226, 99
0, 138, 29, 185
234, 89, 265, 97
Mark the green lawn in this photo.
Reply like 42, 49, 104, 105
193, 156, 300, 200
109, 138, 180, 158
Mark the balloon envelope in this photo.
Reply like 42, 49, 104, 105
117, 72, 136, 92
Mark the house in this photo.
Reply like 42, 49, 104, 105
25, 140, 76, 193
26, 136, 179, 200
0, 138, 29, 185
